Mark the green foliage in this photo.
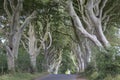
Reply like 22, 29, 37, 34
105, 26, 120, 46
97, 48, 120, 74
0, 72, 42, 80
40, 0, 50, 4
36, 53, 45, 72
59, 49, 77, 74
1, 0, 120, 76
17, 47, 45, 73
0, 49, 7, 74
89, 72, 99, 80
17, 47, 31, 72
89, 73, 120, 80
88, 47, 120, 80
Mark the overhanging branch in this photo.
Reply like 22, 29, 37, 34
67, 0, 103, 48
20, 11, 37, 32
47, 32, 52, 49
20, 40, 28, 53
99, 0, 108, 19
8, 0, 15, 12
4, 0, 11, 19
5, 46, 14, 57
55, 30, 78, 43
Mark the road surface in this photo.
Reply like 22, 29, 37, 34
34, 74, 86, 80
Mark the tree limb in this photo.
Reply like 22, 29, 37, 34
103, 16, 110, 31
94, 0, 101, 7
55, 30, 78, 43
20, 11, 37, 32
40, 39, 45, 50
47, 32, 52, 49
99, 0, 108, 19
20, 40, 28, 53
23, 33, 29, 40
77, 0, 92, 30
5, 46, 14, 57
67, 0, 103, 48
10, 0, 23, 33
36, 45, 42, 56
4, 0, 11, 19
102, 5, 115, 21
85, 0, 98, 24
8, 0, 15, 12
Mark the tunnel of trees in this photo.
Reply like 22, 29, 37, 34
0, 0, 120, 79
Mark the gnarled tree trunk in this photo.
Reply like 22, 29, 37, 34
67, 0, 111, 73
4, 0, 36, 72
28, 24, 38, 72
67, 0, 110, 49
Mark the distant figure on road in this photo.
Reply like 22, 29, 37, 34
65, 69, 71, 74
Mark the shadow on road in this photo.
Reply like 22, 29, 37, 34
34, 74, 86, 80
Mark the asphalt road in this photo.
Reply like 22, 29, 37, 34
35, 74, 86, 80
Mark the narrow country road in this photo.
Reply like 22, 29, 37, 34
34, 74, 86, 80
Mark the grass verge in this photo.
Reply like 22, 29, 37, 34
0, 72, 49, 80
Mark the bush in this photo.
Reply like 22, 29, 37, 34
0, 47, 44, 74
88, 47, 120, 80
17, 51, 31, 72
96, 47, 120, 75
104, 74, 120, 80
0, 50, 8, 74
0, 72, 42, 80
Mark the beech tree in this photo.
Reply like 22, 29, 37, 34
67, 0, 109, 49
66, 0, 120, 48
3, 0, 36, 72
21, 23, 41, 72
0, 0, 119, 74
21, 0, 62, 73
65, 0, 120, 72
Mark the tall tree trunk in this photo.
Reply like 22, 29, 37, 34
83, 39, 91, 69
27, 23, 45, 72
86, 0, 110, 48
39, 22, 53, 72
53, 50, 62, 74
96, 24, 110, 48
6, 53, 15, 72
53, 60, 61, 74
67, 0, 103, 49
6, 31, 22, 72
67, 0, 111, 49
28, 24, 37, 72
72, 43, 85, 72
44, 47, 62, 74
4, 0, 36, 72
29, 55, 37, 72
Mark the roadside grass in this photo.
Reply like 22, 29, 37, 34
0, 72, 49, 80
104, 74, 120, 80
87, 71, 120, 80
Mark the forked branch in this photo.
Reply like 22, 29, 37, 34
20, 11, 37, 32
4, 0, 11, 19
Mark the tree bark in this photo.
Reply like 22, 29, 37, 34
6, 31, 22, 72
6, 52, 15, 72
29, 55, 37, 72
85, 0, 111, 48
44, 47, 62, 74
28, 24, 37, 72
4, 0, 36, 72
83, 39, 91, 69
67, 0, 103, 49
71, 42, 85, 72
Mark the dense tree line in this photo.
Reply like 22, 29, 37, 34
0, 0, 120, 79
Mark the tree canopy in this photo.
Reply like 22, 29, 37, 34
0, 0, 120, 79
